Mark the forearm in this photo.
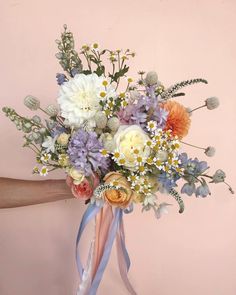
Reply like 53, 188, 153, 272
0, 178, 73, 209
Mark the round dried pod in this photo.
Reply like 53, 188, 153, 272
107, 117, 120, 132
145, 71, 158, 85
46, 104, 59, 117
94, 111, 107, 129
205, 146, 216, 157
205, 97, 219, 110
24, 95, 40, 111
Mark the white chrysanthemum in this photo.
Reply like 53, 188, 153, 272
57, 73, 116, 127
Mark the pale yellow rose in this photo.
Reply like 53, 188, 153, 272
69, 167, 85, 185
114, 125, 151, 169
57, 133, 70, 146
103, 172, 137, 208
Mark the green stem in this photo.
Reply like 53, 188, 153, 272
181, 141, 205, 150
189, 104, 206, 113
27, 146, 38, 154
31, 143, 40, 152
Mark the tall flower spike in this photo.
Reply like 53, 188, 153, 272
161, 78, 208, 100
169, 188, 185, 213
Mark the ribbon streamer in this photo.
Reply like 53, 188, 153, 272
76, 203, 136, 295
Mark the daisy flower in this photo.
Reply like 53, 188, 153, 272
40, 166, 49, 176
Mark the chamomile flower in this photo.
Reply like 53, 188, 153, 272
127, 77, 133, 83
153, 157, 164, 171
92, 43, 99, 51
147, 120, 158, 132
100, 149, 109, 157
32, 166, 39, 174
127, 174, 140, 183
40, 166, 49, 176
40, 153, 51, 163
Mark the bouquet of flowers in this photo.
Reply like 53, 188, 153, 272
2, 25, 233, 294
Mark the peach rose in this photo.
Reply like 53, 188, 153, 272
66, 173, 100, 200
103, 172, 136, 208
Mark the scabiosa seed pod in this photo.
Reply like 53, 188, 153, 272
94, 111, 107, 129
145, 71, 158, 85
205, 146, 216, 157
107, 117, 120, 132
45, 104, 59, 117
24, 95, 40, 111
205, 97, 220, 110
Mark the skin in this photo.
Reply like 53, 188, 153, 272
0, 177, 73, 209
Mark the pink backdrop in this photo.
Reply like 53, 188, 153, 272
1, 0, 236, 294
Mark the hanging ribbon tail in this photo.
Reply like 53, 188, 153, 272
76, 203, 101, 280
76, 204, 136, 295
116, 212, 137, 295
92, 203, 114, 279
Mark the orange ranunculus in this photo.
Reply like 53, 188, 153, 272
161, 100, 191, 139
103, 172, 136, 208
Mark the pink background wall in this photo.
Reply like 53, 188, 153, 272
0, 0, 236, 294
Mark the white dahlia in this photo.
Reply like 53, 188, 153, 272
57, 73, 116, 127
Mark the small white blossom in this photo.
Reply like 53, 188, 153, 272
40, 166, 49, 176
40, 153, 51, 163
42, 136, 57, 153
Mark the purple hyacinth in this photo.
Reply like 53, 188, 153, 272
118, 90, 168, 130
67, 129, 109, 176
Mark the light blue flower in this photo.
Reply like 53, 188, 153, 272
181, 183, 196, 196
196, 182, 210, 197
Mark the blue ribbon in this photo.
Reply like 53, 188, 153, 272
119, 214, 131, 271
76, 203, 101, 278
76, 204, 133, 294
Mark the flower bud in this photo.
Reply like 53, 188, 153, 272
211, 169, 226, 183
205, 97, 219, 110
32, 115, 41, 124
24, 95, 40, 111
205, 146, 216, 157
107, 117, 120, 132
46, 104, 59, 117
156, 150, 168, 162
39, 128, 47, 134
145, 71, 158, 85
94, 111, 107, 129
57, 132, 70, 146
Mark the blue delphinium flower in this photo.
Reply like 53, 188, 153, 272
56, 73, 67, 85
180, 153, 210, 197
67, 129, 109, 176
181, 183, 196, 196
50, 125, 67, 138
158, 171, 180, 192
195, 180, 211, 197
